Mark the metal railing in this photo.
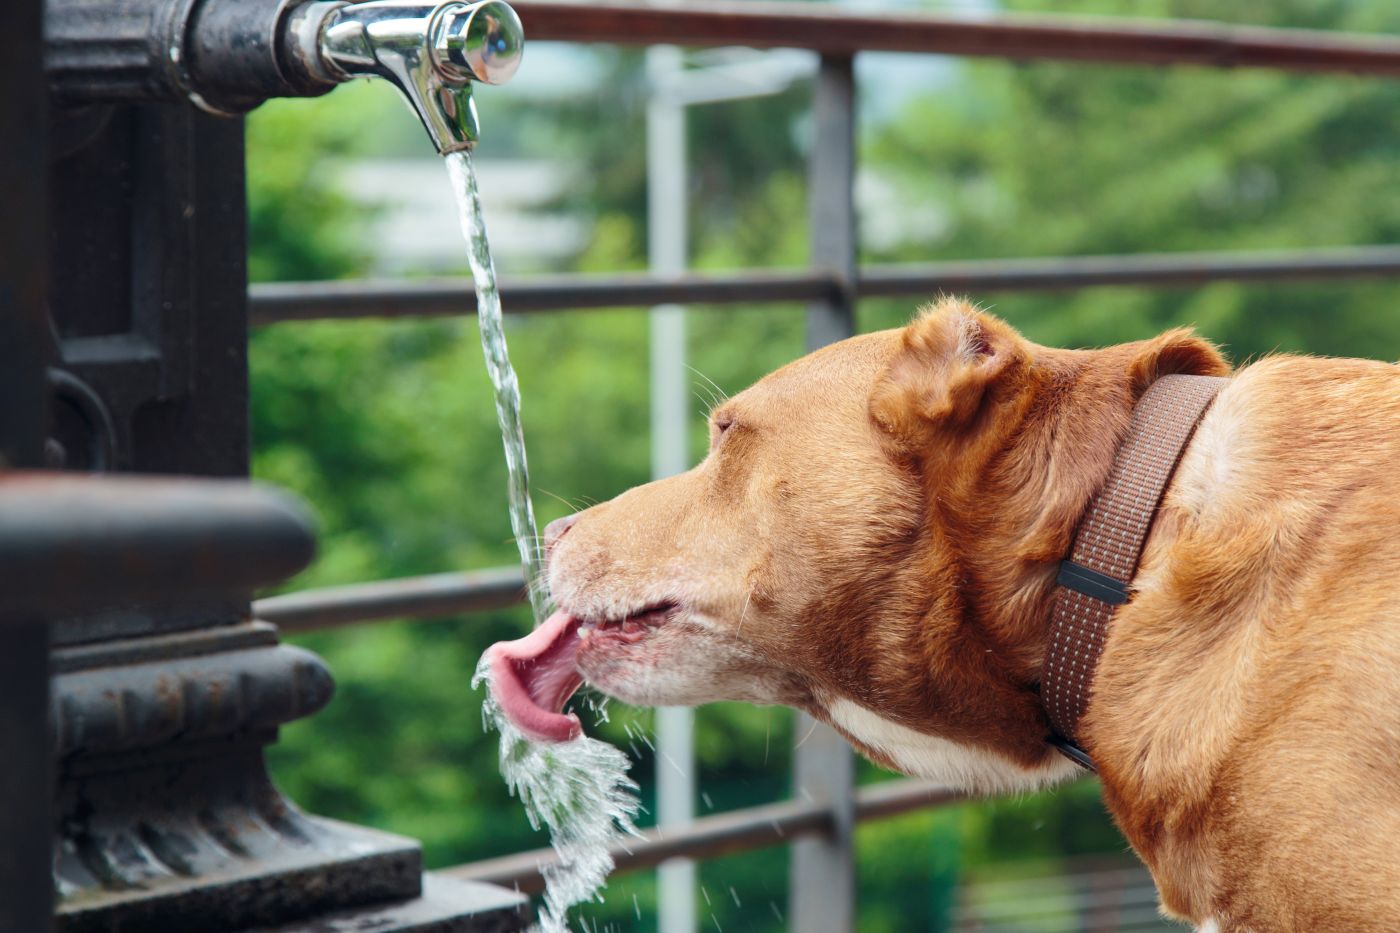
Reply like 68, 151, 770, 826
252, 244, 1400, 325
252, 3, 1400, 926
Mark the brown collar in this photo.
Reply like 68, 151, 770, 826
1043, 373, 1227, 771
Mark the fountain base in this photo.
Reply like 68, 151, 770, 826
52, 624, 531, 933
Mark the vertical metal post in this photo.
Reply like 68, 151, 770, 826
0, 0, 52, 931
790, 53, 857, 933
804, 54, 858, 352
0, 622, 52, 933
647, 44, 698, 933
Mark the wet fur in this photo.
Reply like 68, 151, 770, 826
546, 299, 1400, 930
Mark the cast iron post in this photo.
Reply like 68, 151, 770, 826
38, 2, 528, 930
0, 0, 55, 930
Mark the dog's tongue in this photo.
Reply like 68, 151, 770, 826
487, 610, 585, 743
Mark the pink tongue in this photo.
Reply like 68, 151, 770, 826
486, 610, 585, 743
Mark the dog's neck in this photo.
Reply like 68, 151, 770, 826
947, 347, 1147, 669
923, 343, 1212, 765
830, 334, 1228, 775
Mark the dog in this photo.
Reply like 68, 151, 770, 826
488, 298, 1400, 931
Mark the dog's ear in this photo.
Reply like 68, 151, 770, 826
870, 299, 1029, 451
1127, 327, 1231, 395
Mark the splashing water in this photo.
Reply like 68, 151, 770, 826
472, 658, 642, 931
446, 149, 642, 932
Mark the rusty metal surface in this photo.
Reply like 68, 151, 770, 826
51, 620, 281, 673
54, 746, 424, 933
0, 473, 316, 618
256, 568, 527, 632
248, 244, 1400, 324
52, 641, 333, 758
444, 779, 959, 895
257, 875, 530, 932
515, 0, 1400, 74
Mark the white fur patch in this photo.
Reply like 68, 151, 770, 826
1196, 920, 1221, 933
824, 696, 1081, 795
1170, 379, 1244, 518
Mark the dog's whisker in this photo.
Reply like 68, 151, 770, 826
536, 487, 593, 515
687, 365, 729, 404
735, 582, 756, 637
793, 717, 820, 750
695, 379, 724, 409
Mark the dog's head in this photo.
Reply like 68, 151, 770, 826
489, 300, 1226, 792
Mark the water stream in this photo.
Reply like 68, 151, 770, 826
444, 150, 549, 623
446, 149, 642, 932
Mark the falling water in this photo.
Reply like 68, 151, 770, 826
446, 149, 642, 932
445, 149, 548, 623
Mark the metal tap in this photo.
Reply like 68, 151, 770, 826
294, 0, 524, 153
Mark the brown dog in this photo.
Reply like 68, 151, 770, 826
489, 299, 1400, 932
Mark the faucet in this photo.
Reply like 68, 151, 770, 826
293, 0, 524, 153
46, 0, 522, 151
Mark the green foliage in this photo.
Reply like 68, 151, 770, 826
862, 0, 1400, 361
245, 84, 390, 283
248, 1, 1400, 928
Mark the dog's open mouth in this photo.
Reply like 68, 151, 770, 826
487, 603, 677, 743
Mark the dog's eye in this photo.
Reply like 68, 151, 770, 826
709, 413, 736, 449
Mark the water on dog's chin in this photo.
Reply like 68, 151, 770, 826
447, 149, 642, 931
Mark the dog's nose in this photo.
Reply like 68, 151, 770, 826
542, 513, 579, 558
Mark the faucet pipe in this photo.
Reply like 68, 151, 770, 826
45, 0, 523, 150
47, 0, 335, 113
306, 0, 524, 152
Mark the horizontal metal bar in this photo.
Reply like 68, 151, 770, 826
249, 271, 835, 326
450, 798, 826, 895
515, 0, 1400, 75
441, 779, 960, 895
859, 244, 1400, 295
0, 472, 314, 617
250, 246, 1400, 325
851, 776, 963, 822
254, 567, 527, 632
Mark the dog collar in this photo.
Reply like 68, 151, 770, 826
1043, 373, 1227, 771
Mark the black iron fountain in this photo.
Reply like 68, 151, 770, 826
15, 0, 531, 929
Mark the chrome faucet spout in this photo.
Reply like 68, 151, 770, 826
300, 0, 523, 153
